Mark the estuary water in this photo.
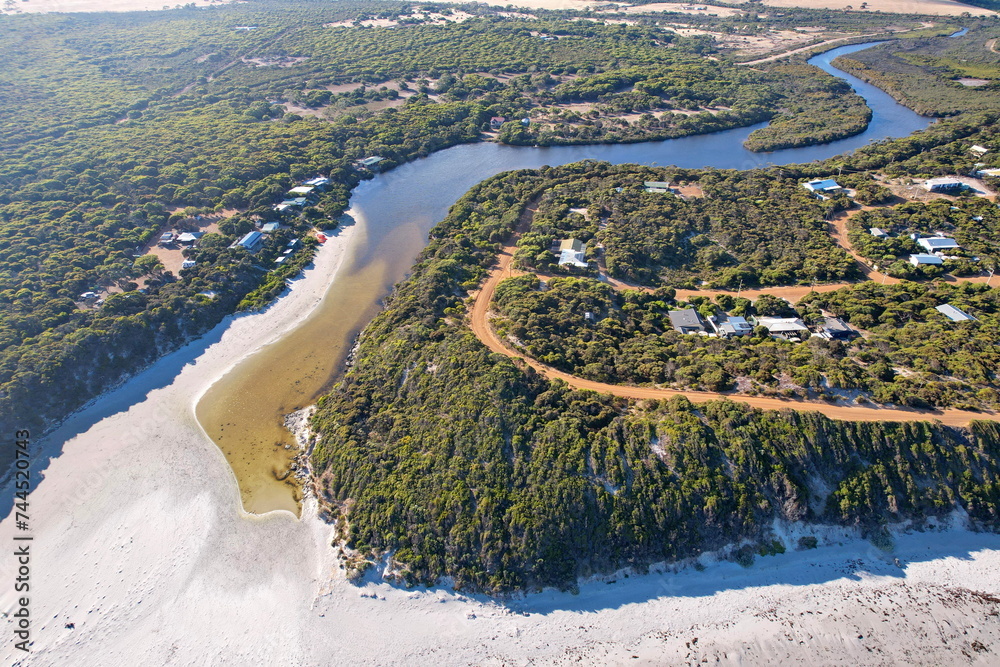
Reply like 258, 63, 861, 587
195, 42, 932, 515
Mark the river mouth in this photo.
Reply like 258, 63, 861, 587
195, 41, 931, 516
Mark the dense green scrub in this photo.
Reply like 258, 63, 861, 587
489, 273, 1000, 410
847, 197, 1000, 278
312, 164, 1000, 593
832, 22, 1000, 116
513, 165, 858, 287
0, 0, 898, 441
742, 64, 873, 152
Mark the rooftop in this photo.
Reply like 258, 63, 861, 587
936, 304, 976, 322
668, 308, 706, 333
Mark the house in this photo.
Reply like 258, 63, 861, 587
555, 238, 587, 268
176, 232, 203, 245
304, 176, 330, 190
971, 145, 989, 156
668, 308, 707, 335
909, 253, 944, 266
261, 222, 281, 233
274, 197, 308, 212
234, 231, 264, 253
754, 316, 809, 341
802, 179, 843, 197
358, 156, 385, 169
917, 236, 959, 253
818, 316, 854, 340
936, 304, 976, 322
287, 239, 301, 251
643, 181, 673, 194
158, 232, 175, 245
712, 314, 753, 337
288, 186, 315, 197
490, 116, 506, 130
923, 177, 966, 193
870, 227, 889, 239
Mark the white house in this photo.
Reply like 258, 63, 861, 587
754, 316, 809, 340
917, 237, 959, 253
556, 238, 587, 268
923, 177, 965, 193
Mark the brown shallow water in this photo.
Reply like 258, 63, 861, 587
196, 220, 424, 515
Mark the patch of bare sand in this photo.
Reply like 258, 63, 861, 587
757, 0, 996, 16
472, 0, 625, 10
323, 10, 476, 29
615, 2, 743, 16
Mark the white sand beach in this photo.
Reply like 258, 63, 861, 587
1, 204, 1000, 664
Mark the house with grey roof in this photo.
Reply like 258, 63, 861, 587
668, 308, 707, 335
711, 314, 753, 337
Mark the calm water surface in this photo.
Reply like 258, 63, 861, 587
196, 43, 932, 515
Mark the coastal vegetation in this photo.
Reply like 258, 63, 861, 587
4, 0, 1000, 593
0, 0, 919, 441
311, 148, 1000, 592
513, 165, 859, 286
832, 22, 1000, 116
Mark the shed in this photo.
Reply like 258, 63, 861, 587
668, 308, 707, 335
917, 237, 959, 252
869, 228, 888, 239
261, 222, 280, 233
359, 156, 385, 168
936, 304, 976, 322
235, 231, 264, 253
909, 253, 944, 266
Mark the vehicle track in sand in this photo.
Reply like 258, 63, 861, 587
468, 200, 1000, 426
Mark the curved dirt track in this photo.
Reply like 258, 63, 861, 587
469, 205, 1000, 427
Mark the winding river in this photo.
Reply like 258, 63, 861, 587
195, 42, 933, 516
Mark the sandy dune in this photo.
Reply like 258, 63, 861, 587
756, 0, 996, 16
